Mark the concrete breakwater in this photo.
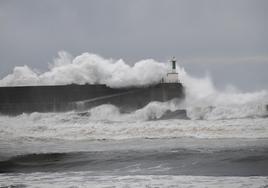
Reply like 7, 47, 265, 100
0, 83, 184, 115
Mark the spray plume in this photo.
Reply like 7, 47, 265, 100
0, 52, 168, 88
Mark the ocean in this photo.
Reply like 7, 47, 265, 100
0, 54, 268, 187
0, 105, 267, 187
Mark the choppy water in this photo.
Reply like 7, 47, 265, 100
0, 104, 268, 187
1, 174, 268, 188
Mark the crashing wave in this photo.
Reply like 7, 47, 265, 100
0, 52, 168, 88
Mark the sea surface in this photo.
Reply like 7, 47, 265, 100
0, 103, 268, 188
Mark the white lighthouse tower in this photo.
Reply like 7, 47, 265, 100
164, 57, 179, 83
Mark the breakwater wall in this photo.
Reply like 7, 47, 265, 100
0, 83, 184, 115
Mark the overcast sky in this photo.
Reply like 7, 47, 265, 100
0, 0, 267, 90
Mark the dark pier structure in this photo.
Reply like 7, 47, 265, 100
0, 58, 184, 115
0, 83, 184, 115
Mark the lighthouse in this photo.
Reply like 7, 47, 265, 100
164, 57, 179, 83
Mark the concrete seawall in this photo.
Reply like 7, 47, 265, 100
0, 83, 184, 115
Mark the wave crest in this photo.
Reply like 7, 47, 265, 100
0, 52, 168, 88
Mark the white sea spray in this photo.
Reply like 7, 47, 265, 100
0, 52, 168, 88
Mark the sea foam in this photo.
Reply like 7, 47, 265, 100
0, 52, 168, 88
0, 174, 267, 188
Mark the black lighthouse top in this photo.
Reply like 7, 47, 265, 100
171, 57, 176, 72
